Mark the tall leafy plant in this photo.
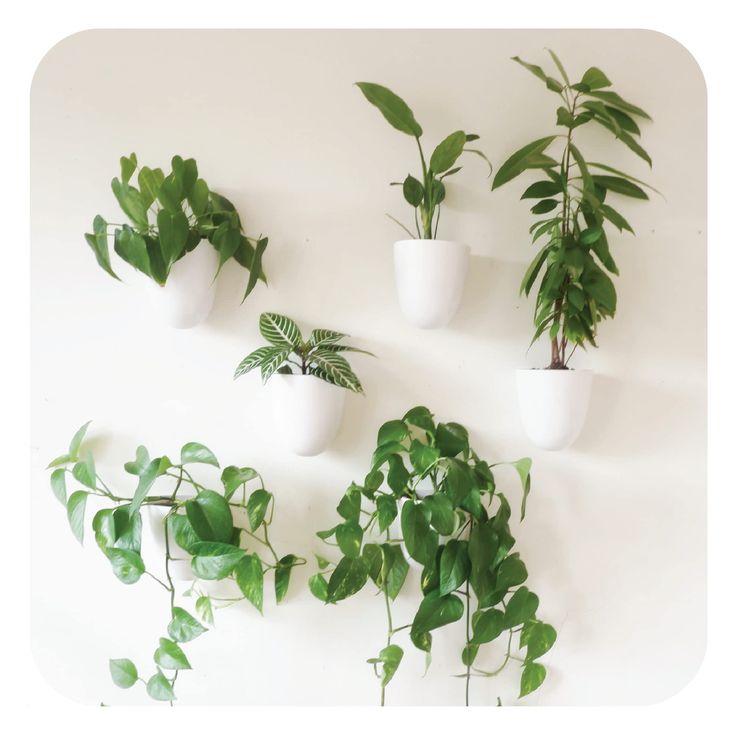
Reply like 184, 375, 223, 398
234, 312, 373, 394
47, 422, 303, 703
492, 51, 656, 368
85, 153, 268, 301
311, 406, 555, 705
356, 82, 491, 239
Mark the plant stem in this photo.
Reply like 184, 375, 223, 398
380, 585, 393, 707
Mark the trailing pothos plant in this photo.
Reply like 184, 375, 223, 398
492, 51, 657, 368
234, 312, 373, 394
47, 422, 303, 703
356, 82, 491, 239
311, 406, 556, 706
85, 153, 268, 301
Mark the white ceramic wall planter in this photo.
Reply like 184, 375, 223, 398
269, 374, 346, 456
393, 239, 469, 329
144, 244, 219, 329
516, 368, 593, 451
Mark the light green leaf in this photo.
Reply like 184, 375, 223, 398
180, 442, 219, 467
196, 595, 214, 626
511, 457, 532, 520
168, 607, 207, 643
429, 130, 467, 174
66, 491, 88, 544
154, 638, 191, 670
581, 67, 612, 90
235, 554, 264, 612
246, 489, 272, 531
520, 662, 546, 697
109, 658, 137, 689
355, 82, 423, 137
107, 548, 145, 584
50, 468, 67, 506
190, 542, 246, 580
377, 419, 408, 446
521, 621, 557, 661
275, 554, 299, 603
504, 586, 540, 628
146, 670, 176, 701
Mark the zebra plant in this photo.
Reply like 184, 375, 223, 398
234, 313, 373, 394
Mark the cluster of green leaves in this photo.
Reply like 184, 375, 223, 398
48, 422, 303, 703
234, 312, 373, 394
356, 82, 491, 240
312, 406, 555, 705
84, 153, 268, 301
492, 51, 656, 368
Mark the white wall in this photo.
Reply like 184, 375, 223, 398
30, 29, 706, 706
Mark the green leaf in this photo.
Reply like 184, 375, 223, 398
246, 489, 272, 531
68, 421, 92, 459
436, 422, 469, 457
439, 540, 470, 595
444, 459, 473, 506
471, 608, 505, 645
309, 349, 363, 393
371, 644, 403, 687
241, 236, 268, 302
220, 465, 258, 498
156, 209, 189, 266
171, 155, 198, 195
586, 90, 651, 120
381, 544, 409, 600
233, 347, 275, 379
190, 542, 246, 580
429, 130, 466, 174
114, 226, 151, 277
154, 638, 191, 670
402, 175, 424, 207
581, 264, 617, 314
423, 494, 456, 535
511, 56, 563, 92
492, 136, 557, 189
309, 573, 329, 601
546, 49, 570, 85
84, 217, 119, 280
376, 494, 398, 533
511, 457, 532, 521
401, 501, 438, 566
186, 491, 233, 543
377, 419, 408, 446
521, 180, 562, 199
106, 547, 144, 584
124, 445, 150, 476
308, 328, 347, 348
71, 456, 96, 490
403, 406, 435, 434
468, 520, 498, 573
355, 82, 423, 137
259, 312, 302, 347
180, 442, 219, 467
235, 554, 264, 612
327, 556, 369, 602
411, 590, 464, 640
531, 199, 558, 215
50, 468, 67, 506
520, 662, 546, 697
504, 586, 540, 628
138, 166, 164, 206
196, 595, 214, 626
409, 440, 439, 476
168, 607, 207, 643
496, 555, 528, 591
581, 67, 612, 90
520, 245, 551, 297
111, 178, 149, 229
521, 621, 557, 661
336, 521, 363, 559
599, 203, 634, 234
462, 644, 479, 667
275, 554, 299, 603
120, 153, 137, 184
168, 513, 200, 554
66, 491, 88, 544
258, 346, 291, 384
147, 670, 176, 701
109, 658, 138, 689
593, 175, 648, 199
337, 483, 362, 522
580, 226, 603, 245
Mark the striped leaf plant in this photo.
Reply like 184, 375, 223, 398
234, 313, 373, 394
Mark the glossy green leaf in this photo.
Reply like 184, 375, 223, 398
107, 548, 145, 584
66, 491, 88, 544
246, 489, 272, 531
154, 638, 191, 670
309, 573, 329, 601
190, 542, 246, 580
241, 236, 268, 302
84, 217, 119, 280
377, 420, 409, 447
403, 175, 424, 207
109, 658, 138, 689
376, 494, 398, 533
520, 662, 546, 697
436, 422, 469, 457
521, 621, 557, 661
120, 153, 137, 184
327, 556, 369, 602
220, 465, 258, 498
259, 312, 302, 347
439, 539, 470, 595
309, 349, 363, 393
496, 555, 528, 591
468, 520, 498, 573
371, 644, 403, 687
124, 445, 150, 476
511, 457, 532, 521
337, 483, 362, 523
492, 136, 557, 189
409, 440, 439, 476
50, 468, 67, 506
138, 166, 164, 206
233, 347, 275, 379
403, 406, 435, 434
111, 178, 149, 229
444, 459, 473, 506
72, 456, 96, 490
336, 521, 363, 559
235, 554, 264, 612
423, 493, 455, 535
275, 554, 299, 603
180, 442, 219, 467
521, 180, 562, 199
530, 199, 558, 215
167, 513, 200, 554
196, 595, 214, 626
356, 82, 423, 137
471, 608, 505, 645
504, 586, 540, 628
430, 130, 466, 174
411, 590, 464, 639
114, 226, 151, 276
593, 175, 648, 199
186, 491, 233, 543
168, 607, 207, 643
401, 500, 438, 566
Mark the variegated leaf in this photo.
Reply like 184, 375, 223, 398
308, 328, 347, 348
234, 346, 274, 379
309, 349, 363, 393
259, 313, 302, 347
260, 347, 291, 383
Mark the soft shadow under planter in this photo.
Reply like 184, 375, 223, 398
269, 374, 346, 456
516, 368, 593, 450
144, 245, 219, 329
394, 239, 469, 329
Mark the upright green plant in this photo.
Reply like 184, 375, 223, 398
311, 406, 555, 706
47, 422, 303, 703
234, 312, 373, 394
356, 82, 491, 239
492, 51, 656, 368
85, 153, 268, 301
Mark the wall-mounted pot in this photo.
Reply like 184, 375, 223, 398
393, 239, 469, 329
144, 244, 218, 329
516, 368, 593, 451
269, 373, 346, 456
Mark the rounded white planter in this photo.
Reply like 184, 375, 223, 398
516, 368, 593, 451
393, 239, 469, 329
144, 244, 218, 329
269, 373, 346, 456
